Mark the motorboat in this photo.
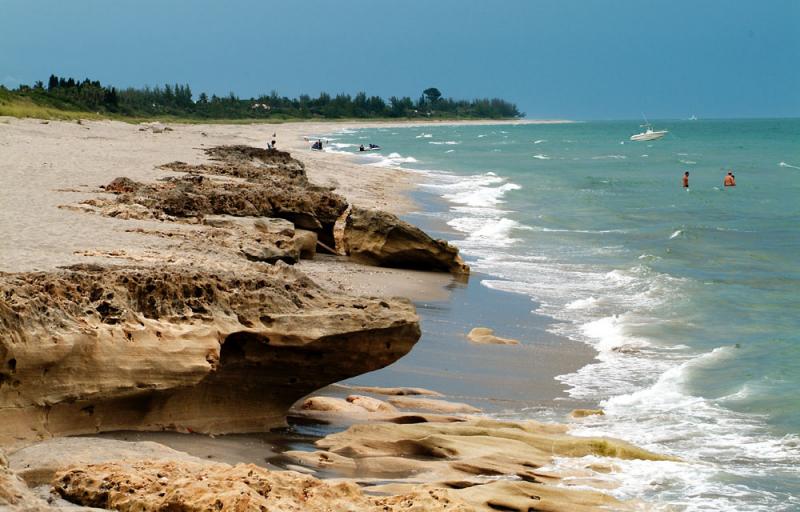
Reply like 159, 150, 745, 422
630, 124, 668, 142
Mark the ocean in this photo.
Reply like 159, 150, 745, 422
324, 119, 800, 511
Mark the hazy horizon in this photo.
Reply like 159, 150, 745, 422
2, 0, 798, 120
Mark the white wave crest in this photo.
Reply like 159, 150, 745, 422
443, 182, 521, 208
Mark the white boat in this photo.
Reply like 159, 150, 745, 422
630, 124, 668, 141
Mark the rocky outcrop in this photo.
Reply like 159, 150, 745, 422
0, 264, 420, 447
203, 145, 307, 184
52, 460, 471, 512
8, 437, 209, 488
153, 146, 344, 245
1, 449, 48, 511
82, 146, 470, 272
344, 207, 469, 274
107, 174, 348, 236
285, 417, 674, 512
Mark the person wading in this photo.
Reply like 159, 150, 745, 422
724, 171, 736, 187
682, 171, 690, 188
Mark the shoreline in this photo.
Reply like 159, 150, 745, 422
0, 116, 657, 511
0, 113, 600, 430
290, 120, 597, 412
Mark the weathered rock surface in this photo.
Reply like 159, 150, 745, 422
346, 394, 398, 413
343, 384, 443, 396
344, 207, 470, 274
8, 437, 208, 487
53, 460, 471, 512
467, 327, 520, 345
388, 396, 482, 414
77, 146, 469, 273
154, 146, 344, 245
282, 417, 672, 511
1, 449, 48, 511
299, 396, 367, 414
107, 174, 347, 237
0, 264, 420, 447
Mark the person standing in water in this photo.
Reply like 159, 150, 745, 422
682, 171, 690, 188
724, 171, 736, 187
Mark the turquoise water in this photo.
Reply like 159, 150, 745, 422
324, 120, 800, 511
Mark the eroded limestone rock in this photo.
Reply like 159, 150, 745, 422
283, 417, 674, 511
388, 396, 482, 414
343, 207, 469, 274
52, 460, 471, 512
0, 264, 420, 447
343, 384, 443, 397
346, 394, 398, 414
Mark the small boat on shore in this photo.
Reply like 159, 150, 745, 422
630, 124, 668, 142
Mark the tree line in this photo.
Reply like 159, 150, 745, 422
7, 76, 522, 119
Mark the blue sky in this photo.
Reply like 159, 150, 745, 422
1, 0, 798, 119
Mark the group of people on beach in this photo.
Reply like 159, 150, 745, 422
682, 170, 736, 189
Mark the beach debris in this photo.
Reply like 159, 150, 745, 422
467, 327, 520, 345
138, 121, 168, 133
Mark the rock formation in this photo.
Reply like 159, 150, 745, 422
387, 396, 482, 414
284, 416, 674, 511
467, 327, 520, 345
75, 145, 469, 273
343, 206, 470, 274
0, 264, 419, 447
105, 174, 347, 240
52, 460, 471, 512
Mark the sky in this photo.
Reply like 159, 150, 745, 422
1, 0, 798, 120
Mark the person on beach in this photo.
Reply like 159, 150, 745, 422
724, 171, 736, 187
682, 171, 690, 188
